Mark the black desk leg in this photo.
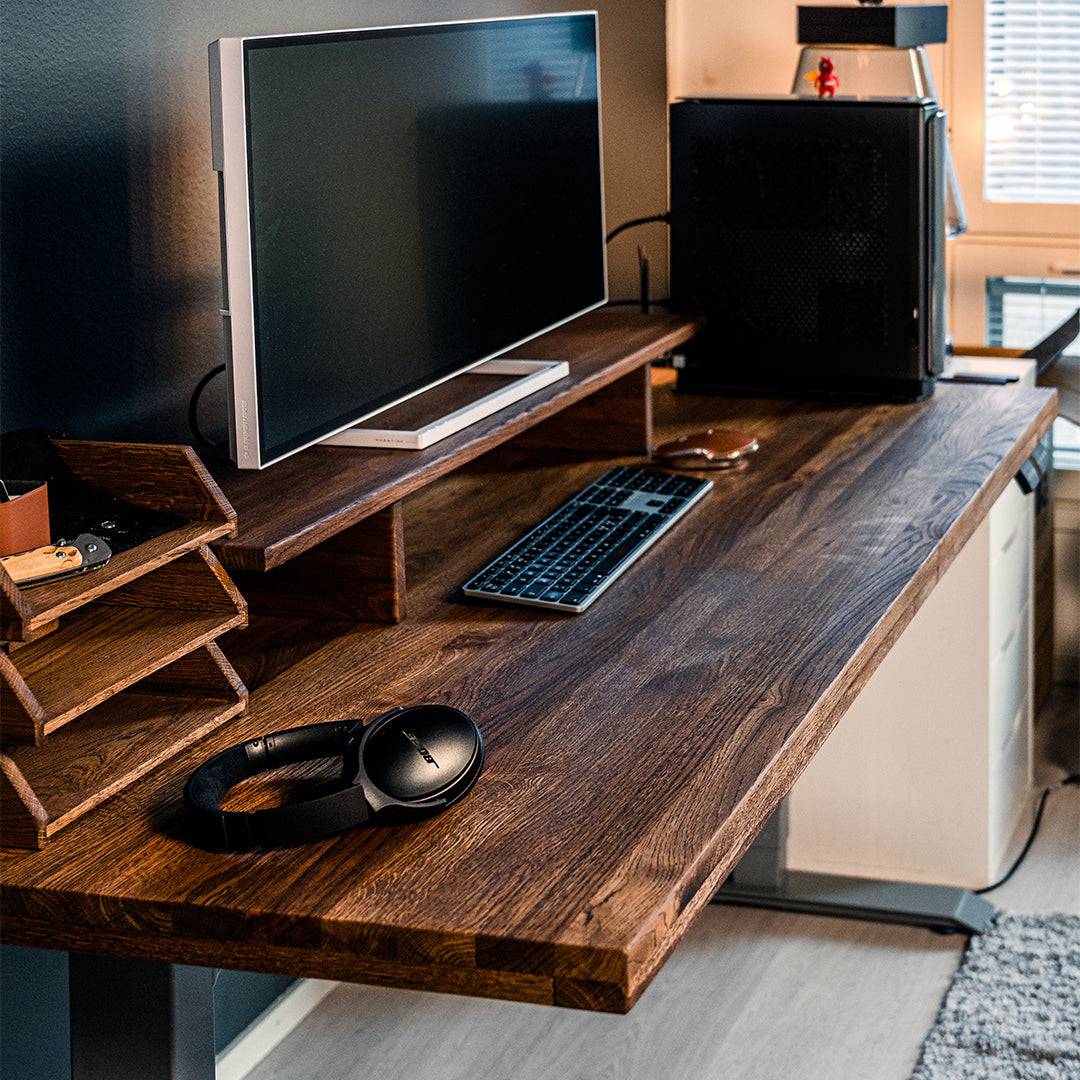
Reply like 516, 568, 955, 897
713, 800, 998, 935
69, 954, 215, 1080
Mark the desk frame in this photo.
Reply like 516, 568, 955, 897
69, 955, 214, 1080
713, 801, 997, 933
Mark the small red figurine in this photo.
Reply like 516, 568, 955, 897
810, 55, 840, 98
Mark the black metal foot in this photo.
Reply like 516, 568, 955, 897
714, 802, 997, 934
69, 954, 216, 1080
713, 870, 997, 934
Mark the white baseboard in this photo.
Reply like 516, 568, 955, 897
216, 978, 338, 1080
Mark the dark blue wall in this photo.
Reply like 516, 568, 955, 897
0, 948, 293, 1079
1, 948, 68, 1080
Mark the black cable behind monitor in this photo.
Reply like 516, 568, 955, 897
606, 212, 671, 312
605, 212, 670, 244
188, 364, 226, 451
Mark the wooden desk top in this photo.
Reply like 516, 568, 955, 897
1, 380, 1055, 1013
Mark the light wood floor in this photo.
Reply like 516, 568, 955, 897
247, 688, 1079, 1080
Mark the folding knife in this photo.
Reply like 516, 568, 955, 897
0, 533, 112, 588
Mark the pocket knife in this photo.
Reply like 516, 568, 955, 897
0, 534, 112, 588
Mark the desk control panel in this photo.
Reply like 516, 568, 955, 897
463, 467, 713, 613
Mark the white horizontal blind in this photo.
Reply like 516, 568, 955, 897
986, 276, 1080, 352
984, 0, 1080, 204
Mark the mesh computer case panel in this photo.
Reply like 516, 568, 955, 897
671, 97, 943, 400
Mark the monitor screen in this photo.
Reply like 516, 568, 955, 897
238, 14, 605, 465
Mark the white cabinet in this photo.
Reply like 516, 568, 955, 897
1053, 458, 1080, 685
787, 479, 1036, 889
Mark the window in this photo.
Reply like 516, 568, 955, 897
985, 274, 1080, 461
951, 0, 1080, 233
984, 0, 1080, 205
986, 277, 1080, 351
948, 1, 1080, 351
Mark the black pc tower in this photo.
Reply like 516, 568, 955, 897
670, 96, 946, 401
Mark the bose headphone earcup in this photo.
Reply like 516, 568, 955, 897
355, 705, 484, 813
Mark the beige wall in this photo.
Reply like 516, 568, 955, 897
668, 0, 802, 98
667, 0, 948, 101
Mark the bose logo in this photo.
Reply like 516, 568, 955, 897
401, 729, 438, 768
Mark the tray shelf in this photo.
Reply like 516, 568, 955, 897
1, 643, 247, 849
1, 547, 246, 745
1, 440, 236, 642
0, 439, 249, 849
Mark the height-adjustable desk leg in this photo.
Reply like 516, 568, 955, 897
713, 800, 998, 935
69, 954, 215, 1080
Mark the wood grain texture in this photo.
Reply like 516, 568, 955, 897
0, 547, 247, 744
513, 366, 653, 455
1, 439, 236, 642
242, 737, 1077, 1080
0, 570, 34, 643
1, 644, 247, 849
0, 757, 49, 849
218, 615, 358, 694
232, 505, 406, 624
0, 381, 1056, 1013
210, 310, 701, 573
53, 440, 236, 526
0, 524, 237, 643
6, 620, 58, 647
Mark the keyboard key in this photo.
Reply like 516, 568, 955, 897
561, 589, 591, 606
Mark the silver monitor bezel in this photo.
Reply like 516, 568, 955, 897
209, 12, 607, 470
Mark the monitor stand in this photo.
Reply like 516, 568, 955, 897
323, 359, 569, 451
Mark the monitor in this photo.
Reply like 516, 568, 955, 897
209, 13, 606, 469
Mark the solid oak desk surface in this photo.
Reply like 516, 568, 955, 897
0, 382, 1056, 1014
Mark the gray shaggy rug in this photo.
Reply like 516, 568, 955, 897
911, 913, 1080, 1079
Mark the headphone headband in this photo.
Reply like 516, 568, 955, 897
183, 721, 368, 850
183, 707, 483, 851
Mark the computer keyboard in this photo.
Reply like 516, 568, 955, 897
462, 466, 713, 613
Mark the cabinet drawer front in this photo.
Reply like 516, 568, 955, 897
990, 478, 1031, 553
990, 602, 1031, 754
990, 509, 1032, 655
990, 702, 1033, 875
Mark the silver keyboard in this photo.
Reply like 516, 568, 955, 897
462, 467, 713, 613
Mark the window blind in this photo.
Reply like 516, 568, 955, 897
986, 276, 1080, 352
984, 0, 1080, 204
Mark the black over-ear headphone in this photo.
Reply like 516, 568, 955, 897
183, 705, 484, 851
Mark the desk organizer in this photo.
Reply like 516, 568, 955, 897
0, 440, 248, 848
